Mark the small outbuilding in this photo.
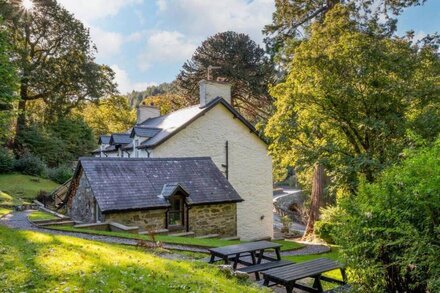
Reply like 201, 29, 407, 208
66, 157, 243, 237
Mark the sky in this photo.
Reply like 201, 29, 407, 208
55, 0, 440, 94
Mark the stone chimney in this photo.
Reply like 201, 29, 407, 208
199, 79, 231, 107
137, 103, 160, 124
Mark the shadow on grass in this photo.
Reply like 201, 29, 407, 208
0, 226, 266, 292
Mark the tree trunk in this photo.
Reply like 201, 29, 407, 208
302, 163, 325, 240
14, 82, 28, 153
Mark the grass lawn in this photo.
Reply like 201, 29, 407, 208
0, 207, 13, 217
28, 210, 58, 221
0, 225, 266, 292
0, 173, 59, 205
48, 225, 304, 251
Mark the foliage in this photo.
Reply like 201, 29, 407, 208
281, 215, 292, 233
79, 95, 136, 136
0, 147, 14, 173
0, 226, 265, 293
17, 116, 96, 167
176, 31, 275, 123
334, 141, 440, 292
0, 17, 18, 143
0, 173, 58, 202
265, 5, 440, 196
128, 82, 177, 106
314, 206, 342, 244
0, 0, 117, 142
13, 154, 46, 176
46, 165, 73, 184
264, 0, 427, 66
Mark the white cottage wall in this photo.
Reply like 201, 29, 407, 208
139, 104, 273, 240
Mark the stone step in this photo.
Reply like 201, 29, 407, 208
196, 233, 220, 239
221, 236, 240, 241
37, 220, 75, 227
168, 231, 195, 237
139, 229, 169, 235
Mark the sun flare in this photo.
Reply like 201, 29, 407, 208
21, 0, 34, 10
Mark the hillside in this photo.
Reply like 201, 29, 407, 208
0, 226, 264, 292
0, 173, 59, 216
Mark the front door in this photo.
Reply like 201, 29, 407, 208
168, 196, 184, 228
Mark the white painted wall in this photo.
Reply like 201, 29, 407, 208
139, 104, 273, 240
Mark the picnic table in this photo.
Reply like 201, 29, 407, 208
261, 258, 347, 293
208, 241, 282, 268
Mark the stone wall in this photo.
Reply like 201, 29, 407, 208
189, 203, 237, 237
69, 173, 98, 223
104, 209, 166, 231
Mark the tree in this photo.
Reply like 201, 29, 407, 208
265, 5, 440, 237
0, 0, 117, 146
176, 31, 275, 123
0, 16, 18, 143
264, 0, 427, 67
79, 95, 136, 136
334, 140, 440, 292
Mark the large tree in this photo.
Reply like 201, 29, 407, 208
0, 16, 18, 142
265, 5, 440, 238
264, 0, 427, 68
176, 31, 275, 123
0, 0, 117, 147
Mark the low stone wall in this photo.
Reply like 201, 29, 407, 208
104, 209, 166, 232
189, 203, 237, 237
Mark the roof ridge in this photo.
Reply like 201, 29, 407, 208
139, 104, 201, 125
79, 156, 212, 161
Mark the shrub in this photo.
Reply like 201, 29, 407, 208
314, 206, 342, 244
0, 148, 14, 173
334, 141, 440, 292
14, 154, 46, 176
47, 165, 73, 184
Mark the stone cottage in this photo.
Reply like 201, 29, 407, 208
66, 157, 243, 237
91, 80, 273, 240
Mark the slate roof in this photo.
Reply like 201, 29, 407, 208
74, 157, 243, 212
98, 135, 111, 145
109, 133, 131, 145
137, 97, 266, 149
130, 127, 161, 138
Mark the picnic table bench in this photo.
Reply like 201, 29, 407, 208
261, 258, 347, 293
208, 240, 282, 267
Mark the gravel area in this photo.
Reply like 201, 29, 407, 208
0, 210, 330, 257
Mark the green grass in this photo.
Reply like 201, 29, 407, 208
28, 210, 58, 221
47, 225, 304, 251
0, 225, 265, 292
0, 207, 13, 217
0, 173, 59, 205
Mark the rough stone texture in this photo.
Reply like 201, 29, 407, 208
146, 104, 273, 240
69, 173, 101, 223
189, 203, 237, 237
104, 209, 166, 232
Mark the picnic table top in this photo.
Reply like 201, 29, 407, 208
262, 258, 343, 283
208, 240, 281, 256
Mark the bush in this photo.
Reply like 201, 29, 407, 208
0, 148, 14, 173
314, 206, 341, 244
47, 165, 73, 184
14, 154, 46, 176
334, 141, 440, 292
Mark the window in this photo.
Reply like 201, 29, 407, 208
168, 196, 184, 226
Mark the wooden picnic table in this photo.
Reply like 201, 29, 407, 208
208, 241, 282, 269
261, 258, 347, 293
